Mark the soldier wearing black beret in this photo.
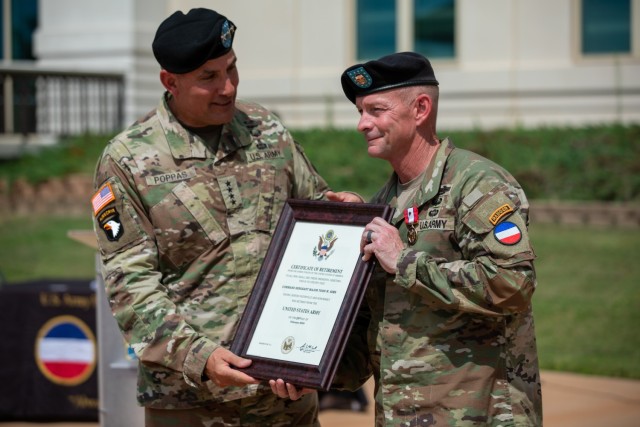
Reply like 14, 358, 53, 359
332, 51, 543, 426
341, 51, 439, 104
152, 8, 237, 74
92, 7, 347, 427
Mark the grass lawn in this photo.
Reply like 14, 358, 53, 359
1, 215, 639, 379
530, 223, 640, 379
0, 215, 96, 283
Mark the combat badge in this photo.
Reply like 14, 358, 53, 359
404, 205, 419, 246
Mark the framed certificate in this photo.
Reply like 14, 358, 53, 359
230, 199, 392, 390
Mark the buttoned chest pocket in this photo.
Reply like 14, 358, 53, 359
150, 182, 226, 270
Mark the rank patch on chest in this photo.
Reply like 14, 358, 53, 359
218, 176, 242, 210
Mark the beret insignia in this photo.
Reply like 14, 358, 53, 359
152, 8, 237, 74
347, 67, 372, 89
340, 52, 439, 104
221, 20, 235, 49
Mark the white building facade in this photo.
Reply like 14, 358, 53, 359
33, 0, 640, 130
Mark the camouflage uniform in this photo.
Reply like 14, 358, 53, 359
339, 138, 542, 426
91, 94, 328, 416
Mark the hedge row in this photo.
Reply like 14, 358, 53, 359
0, 125, 638, 202
293, 125, 640, 201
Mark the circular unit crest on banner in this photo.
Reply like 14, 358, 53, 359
34, 315, 97, 386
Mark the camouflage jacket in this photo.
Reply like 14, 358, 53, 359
339, 139, 542, 426
91, 95, 329, 409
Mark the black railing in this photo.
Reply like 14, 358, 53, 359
0, 62, 124, 136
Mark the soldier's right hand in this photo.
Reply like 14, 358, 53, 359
325, 190, 364, 203
204, 347, 259, 388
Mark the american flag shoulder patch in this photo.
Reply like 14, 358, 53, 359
91, 183, 116, 216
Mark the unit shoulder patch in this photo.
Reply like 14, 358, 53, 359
494, 221, 522, 245
97, 206, 124, 242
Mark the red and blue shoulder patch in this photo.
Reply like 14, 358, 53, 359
494, 221, 522, 245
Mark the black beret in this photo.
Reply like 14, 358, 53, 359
341, 52, 439, 104
152, 8, 237, 74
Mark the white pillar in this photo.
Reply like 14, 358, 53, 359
33, 0, 170, 124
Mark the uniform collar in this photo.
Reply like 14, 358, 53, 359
157, 93, 255, 161
385, 138, 455, 224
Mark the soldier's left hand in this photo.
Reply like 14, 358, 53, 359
204, 347, 259, 388
361, 217, 404, 274
269, 378, 314, 400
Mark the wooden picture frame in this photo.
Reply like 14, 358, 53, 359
230, 199, 392, 390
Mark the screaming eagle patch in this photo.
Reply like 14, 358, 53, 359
97, 206, 124, 242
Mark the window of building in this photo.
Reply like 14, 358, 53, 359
414, 0, 455, 58
581, 0, 631, 54
357, 0, 455, 60
357, 0, 396, 60
0, 0, 38, 60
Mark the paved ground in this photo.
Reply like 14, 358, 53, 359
2, 371, 639, 426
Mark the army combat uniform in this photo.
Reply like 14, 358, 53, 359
341, 138, 542, 426
91, 94, 328, 416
